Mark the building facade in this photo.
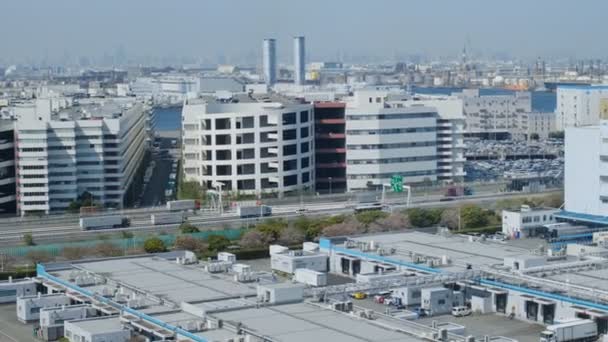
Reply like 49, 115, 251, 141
343, 91, 465, 191
14, 99, 147, 215
345, 91, 440, 191
556, 85, 608, 131
564, 124, 607, 217
181, 94, 315, 197
455, 89, 532, 139
314, 102, 346, 193
523, 112, 556, 140
0, 120, 16, 215
501, 206, 558, 238
393, 95, 466, 182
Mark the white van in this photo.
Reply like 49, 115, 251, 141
451, 306, 471, 317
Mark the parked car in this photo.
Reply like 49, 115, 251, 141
351, 292, 367, 300
413, 307, 427, 318
451, 306, 472, 317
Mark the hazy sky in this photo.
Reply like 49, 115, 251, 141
2, 0, 607, 64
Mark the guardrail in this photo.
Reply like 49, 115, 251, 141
36, 264, 209, 342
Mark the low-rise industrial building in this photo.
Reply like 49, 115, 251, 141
501, 205, 558, 238
270, 247, 328, 274
38, 304, 97, 341
0, 277, 37, 304
319, 231, 608, 331
14, 230, 608, 342
17, 293, 71, 323
64, 317, 130, 342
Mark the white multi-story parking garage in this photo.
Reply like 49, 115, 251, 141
182, 94, 315, 197
14, 98, 148, 215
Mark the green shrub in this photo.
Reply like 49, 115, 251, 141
406, 208, 443, 227
143, 237, 167, 253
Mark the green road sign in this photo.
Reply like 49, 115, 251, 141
390, 175, 403, 192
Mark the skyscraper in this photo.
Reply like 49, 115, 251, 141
263, 39, 276, 86
293, 36, 305, 85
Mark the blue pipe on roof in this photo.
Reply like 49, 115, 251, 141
332, 245, 441, 274
479, 279, 608, 312
36, 264, 209, 342
325, 240, 608, 311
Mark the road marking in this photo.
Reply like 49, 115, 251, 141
0, 329, 18, 342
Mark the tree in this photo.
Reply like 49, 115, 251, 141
143, 237, 167, 253
530, 133, 540, 141
538, 193, 564, 208
67, 191, 97, 213
239, 230, 269, 249
440, 208, 460, 230
25, 250, 53, 265
460, 205, 489, 229
179, 180, 203, 200
121, 231, 134, 239
355, 210, 389, 225
174, 235, 205, 253
373, 212, 411, 232
277, 226, 305, 245
406, 208, 443, 227
79, 191, 94, 208
67, 201, 81, 213
61, 247, 88, 260
304, 215, 346, 241
293, 216, 312, 232
94, 242, 123, 257
179, 223, 200, 234
22, 233, 35, 246
207, 234, 230, 253
321, 220, 362, 237
255, 219, 287, 243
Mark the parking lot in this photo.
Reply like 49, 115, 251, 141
417, 314, 545, 342
0, 304, 35, 342
350, 296, 544, 342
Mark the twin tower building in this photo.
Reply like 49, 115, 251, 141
263, 36, 306, 86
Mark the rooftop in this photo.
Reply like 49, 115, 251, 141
339, 231, 529, 272
55, 256, 257, 304
214, 302, 421, 342
185, 92, 307, 107
67, 316, 124, 334
53, 99, 142, 121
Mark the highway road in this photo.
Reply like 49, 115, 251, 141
0, 189, 561, 246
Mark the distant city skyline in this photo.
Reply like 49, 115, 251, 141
2, 0, 608, 66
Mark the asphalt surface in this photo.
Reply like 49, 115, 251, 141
0, 190, 562, 246
417, 313, 545, 342
0, 304, 35, 342
140, 138, 177, 207
140, 153, 173, 207
354, 298, 544, 342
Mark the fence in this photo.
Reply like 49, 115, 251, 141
0, 228, 246, 258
